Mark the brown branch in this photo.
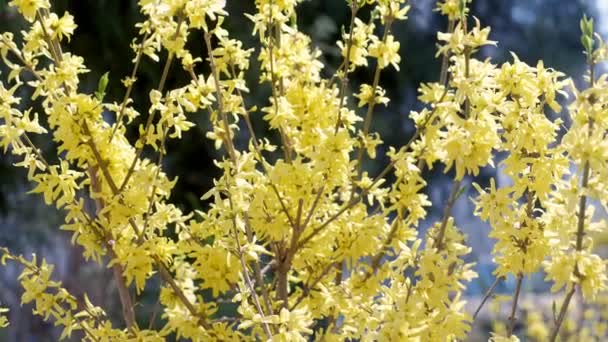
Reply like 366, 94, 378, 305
301, 185, 325, 231
0, 36, 44, 83
244, 214, 274, 316
203, 31, 237, 163
289, 261, 336, 311
87, 150, 137, 331
440, 20, 455, 87
295, 100, 443, 252
549, 60, 596, 342
549, 287, 576, 342
157, 259, 212, 330
433, 179, 462, 250
363, 218, 400, 282
353, 19, 394, 182
119, 17, 184, 193
432, 16, 473, 251
472, 276, 504, 321
110, 255, 137, 330
266, 0, 293, 163
219, 67, 276, 315
139, 125, 168, 243
334, 2, 360, 134
227, 192, 273, 339
507, 273, 523, 337
80, 121, 212, 331
32, 11, 140, 330
3, 249, 102, 342
110, 31, 150, 142
147, 295, 161, 330
218, 64, 298, 232
295, 195, 360, 251
36, 9, 62, 64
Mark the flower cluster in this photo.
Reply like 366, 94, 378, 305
0, 0, 606, 341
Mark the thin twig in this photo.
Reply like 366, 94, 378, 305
434, 178, 462, 250
110, 258, 137, 330
87, 141, 137, 332
220, 65, 298, 232
267, 0, 293, 163
472, 276, 504, 321
8, 29, 239, 331
507, 273, 523, 337
439, 20, 455, 87
3, 250, 102, 342
81, 121, 212, 331
110, 31, 150, 142
220, 67, 276, 315
36, 10, 62, 64
139, 125, 169, 243
119, 17, 184, 193
432, 15, 472, 252
203, 32, 237, 163
334, 2, 360, 134
227, 191, 273, 339
301, 185, 325, 231
363, 218, 399, 281
549, 287, 576, 342
91, 166, 137, 332
157, 259, 212, 329
289, 261, 336, 311
147, 295, 161, 330
244, 214, 275, 316
33, 11, 139, 330
17, 102, 142, 336
548, 59, 596, 342
353, 18, 394, 183
295, 103, 441, 252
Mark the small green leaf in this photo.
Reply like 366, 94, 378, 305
582, 35, 594, 54
580, 15, 593, 36
585, 17, 594, 37
95, 72, 109, 101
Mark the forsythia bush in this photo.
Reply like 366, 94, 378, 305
0, 0, 606, 340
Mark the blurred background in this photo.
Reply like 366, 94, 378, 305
0, 0, 606, 340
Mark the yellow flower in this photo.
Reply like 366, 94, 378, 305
472, 178, 512, 225
436, 19, 496, 57
337, 18, 375, 70
191, 244, 241, 297
270, 307, 314, 342
0, 307, 8, 328
435, 0, 471, 20
355, 84, 389, 108
2, 0, 608, 340
369, 34, 401, 70
8, 0, 50, 22
48, 12, 77, 42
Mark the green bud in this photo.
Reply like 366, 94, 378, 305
585, 16, 594, 37
95, 72, 109, 101
579, 15, 595, 55
582, 35, 594, 54
580, 16, 587, 35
